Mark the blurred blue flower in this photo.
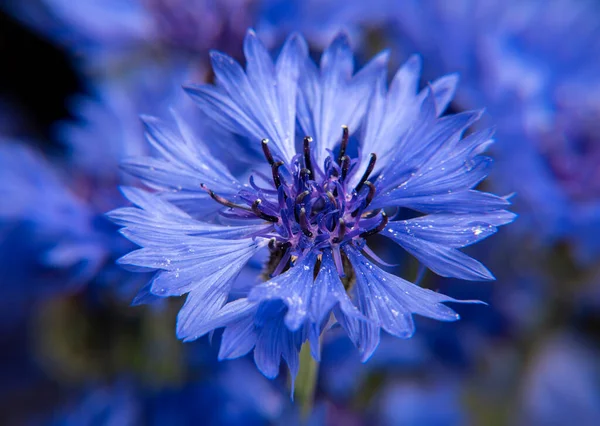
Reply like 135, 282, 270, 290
3, 0, 255, 70
255, 0, 396, 50
5, 0, 401, 69
44, 359, 291, 426
0, 143, 106, 298
109, 30, 514, 381
393, 0, 600, 260
375, 377, 468, 426
0, 63, 197, 311
518, 331, 600, 426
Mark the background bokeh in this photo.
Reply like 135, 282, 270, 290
1, 1, 599, 425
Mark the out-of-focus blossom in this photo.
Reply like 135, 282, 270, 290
43, 360, 291, 426
393, 0, 600, 261
0, 143, 104, 294
3, 0, 254, 70
255, 0, 396, 50
109, 30, 513, 382
374, 377, 468, 426
518, 331, 600, 426
5, 0, 405, 72
0, 64, 195, 311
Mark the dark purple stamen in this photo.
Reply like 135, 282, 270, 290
252, 199, 279, 223
271, 161, 284, 189
364, 181, 376, 208
333, 219, 346, 243
200, 183, 252, 212
303, 136, 315, 177
337, 125, 349, 165
340, 155, 351, 181
299, 207, 313, 237
204, 126, 389, 280
326, 191, 337, 208
355, 153, 377, 192
360, 212, 388, 238
296, 190, 310, 204
261, 139, 275, 165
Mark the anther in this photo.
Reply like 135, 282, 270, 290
295, 190, 310, 204
303, 136, 315, 177
337, 125, 349, 165
350, 181, 377, 217
299, 208, 313, 237
364, 181, 376, 208
200, 183, 252, 212
261, 139, 274, 165
333, 219, 346, 243
326, 191, 337, 208
355, 153, 377, 192
271, 161, 284, 189
251, 199, 279, 223
340, 155, 351, 182
300, 168, 312, 180
360, 212, 388, 238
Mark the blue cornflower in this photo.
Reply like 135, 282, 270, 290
0, 142, 105, 292
376, 378, 467, 426
392, 0, 600, 260
519, 331, 600, 425
0, 65, 193, 306
43, 360, 290, 426
110, 30, 514, 380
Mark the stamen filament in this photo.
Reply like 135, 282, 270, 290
340, 155, 350, 182
360, 212, 388, 238
337, 125, 349, 165
299, 208, 313, 237
355, 153, 377, 192
261, 139, 275, 165
272, 161, 285, 189
364, 181, 376, 208
252, 199, 279, 223
200, 183, 252, 212
303, 136, 315, 177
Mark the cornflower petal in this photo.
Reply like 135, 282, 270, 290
338, 246, 481, 361
185, 31, 308, 163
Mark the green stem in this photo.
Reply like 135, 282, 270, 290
295, 342, 319, 419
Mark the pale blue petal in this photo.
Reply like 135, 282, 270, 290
339, 246, 478, 361
385, 211, 516, 248
120, 114, 241, 213
118, 236, 261, 296
430, 73, 459, 114
248, 252, 318, 331
178, 298, 257, 342
109, 187, 271, 247
381, 226, 495, 281
373, 189, 511, 214
218, 311, 257, 360
310, 249, 363, 325
298, 33, 389, 167
185, 29, 306, 163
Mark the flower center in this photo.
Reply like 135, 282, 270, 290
201, 127, 387, 277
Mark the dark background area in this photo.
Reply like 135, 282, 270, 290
0, 9, 81, 146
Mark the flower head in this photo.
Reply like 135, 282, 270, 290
110, 30, 514, 380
